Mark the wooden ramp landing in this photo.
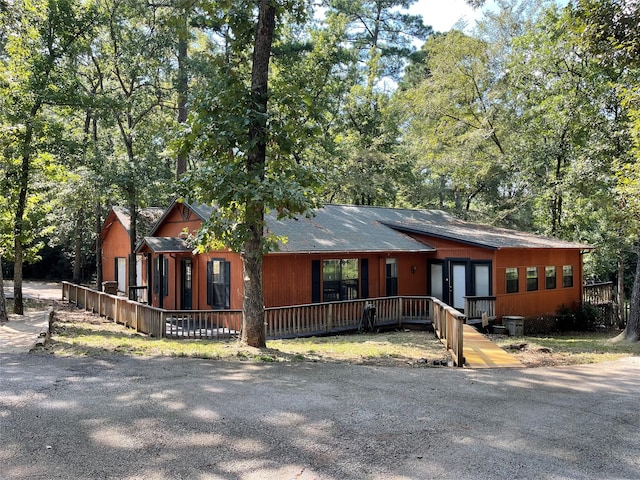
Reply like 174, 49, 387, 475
462, 324, 525, 369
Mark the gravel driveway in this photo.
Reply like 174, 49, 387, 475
1, 353, 638, 479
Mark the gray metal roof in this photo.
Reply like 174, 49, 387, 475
111, 206, 165, 241
268, 205, 592, 252
139, 236, 191, 253
267, 205, 436, 254
172, 202, 591, 253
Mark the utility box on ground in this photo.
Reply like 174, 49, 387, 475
102, 281, 118, 295
502, 316, 524, 336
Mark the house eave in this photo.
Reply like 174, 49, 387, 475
268, 248, 436, 255
383, 223, 499, 250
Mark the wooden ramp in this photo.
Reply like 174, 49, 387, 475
462, 324, 525, 369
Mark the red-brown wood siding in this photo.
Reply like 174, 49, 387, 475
409, 234, 497, 262
141, 250, 244, 311
495, 248, 584, 318
154, 203, 204, 237
263, 252, 428, 307
101, 216, 131, 285
123, 204, 587, 321
394, 253, 428, 296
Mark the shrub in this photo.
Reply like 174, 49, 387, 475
556, 303, 599, 331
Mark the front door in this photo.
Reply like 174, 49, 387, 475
450, 262, 467, 311
181, 259, 192, 310
116, 257, 127, 293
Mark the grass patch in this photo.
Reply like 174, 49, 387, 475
268, 331, 445, 364
49, 319, 236, 359
42, 307, 448, 367
43, 306, 639, 368
492, 331, 640, 367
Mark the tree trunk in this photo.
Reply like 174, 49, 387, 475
95, 203, 103, 289
622, 244, 639, 341
73, 210, 84, 284
128, 199, 137, 298
240, 0, 276, 348
617, 258, 625, 328
175, 23, 189, 180
13, 103, 40, 315
242, 233, 265, 347
0, 254, 8, 323
13, 235, 24, 316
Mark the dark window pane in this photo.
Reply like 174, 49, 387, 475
506, 267, 518, 294
563, 265, 573, 288
323, 259, 359, 302
545, 266, 556, 289
526, 267, 538, 292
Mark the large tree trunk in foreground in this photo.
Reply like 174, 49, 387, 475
241, 0, 276, 348
242, 232, 265, 347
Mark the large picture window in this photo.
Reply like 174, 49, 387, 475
323, 259, 359, 302
207, 259, 230, 309
506, 267, 518, 294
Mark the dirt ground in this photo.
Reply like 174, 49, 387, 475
8, 281, 630, 368
487, 335, 560, 367
43, 302, 580, 368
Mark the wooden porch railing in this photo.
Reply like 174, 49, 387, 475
62, 282, 240, 340
62, 282, 467, 366
464, 296, 496, 321
431, 298, 465, 367
264, 296, 432, 338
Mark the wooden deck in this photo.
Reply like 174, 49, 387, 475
462, 325, 524, 369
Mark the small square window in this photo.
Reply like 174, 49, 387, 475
545, 266, 556, 289
506, 267, 519, 293
526, 267, 538, 292
563, 265, 573, 288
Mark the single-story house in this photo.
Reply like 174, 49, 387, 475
100, 200, 592, 321
100, 206, 164, 294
